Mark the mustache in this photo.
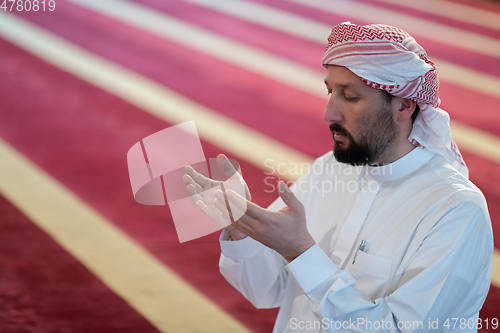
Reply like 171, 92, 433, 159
329, 123, 348, 136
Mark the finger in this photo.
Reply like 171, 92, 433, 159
217, 155, 251, 200
195, 199, 222, 220
194, 182, 203, 195
214, 197, 227, 213
225, 189, 269, 221
211, 204, 231, 228
182, 174, 195, 187
216, 154, 239, 179
213, 198, 232, 222
195, 200, 212, 217
214, 191, 260, 227
186, 183, 196, 196
277, 181, 304, 213
186, 184, 202, 205
186, 165, 211, 187
196, 199, 230, 228
215, 210, 231, 228
213, 189, 234, 222
213, 189, 227, 205
224, 189, 248, 221
244, 184, 252, 201
223, 202, 260, 234
185, 165, 212, 188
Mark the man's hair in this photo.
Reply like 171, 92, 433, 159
382, 90, 420, 123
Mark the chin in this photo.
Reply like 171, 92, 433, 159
334, 140, 348, 149
333, 143, 372, 166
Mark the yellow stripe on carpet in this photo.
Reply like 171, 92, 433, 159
373, 0, 500, 32
492, 249, 500, 288
451, 122, 500, 165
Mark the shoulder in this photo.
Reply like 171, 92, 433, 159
426, 155, 487, 211
407, 155, 491, 235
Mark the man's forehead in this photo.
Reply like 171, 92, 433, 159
324, 65, 369, 90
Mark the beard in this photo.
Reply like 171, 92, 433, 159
330, 103, 397, 166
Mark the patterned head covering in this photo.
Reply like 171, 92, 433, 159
322, 22, 468, 177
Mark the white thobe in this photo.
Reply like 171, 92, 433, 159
219, 148, 493, 332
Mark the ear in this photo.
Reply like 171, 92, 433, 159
395, 98, 417, 123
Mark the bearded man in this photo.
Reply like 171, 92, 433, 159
184, 22, 493, 333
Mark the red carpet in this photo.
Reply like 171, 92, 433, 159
0, 194, 161, 333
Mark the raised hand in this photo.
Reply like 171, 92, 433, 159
184, 155, 315, 260
183, 154, 249, 240
214, 180, 315, 262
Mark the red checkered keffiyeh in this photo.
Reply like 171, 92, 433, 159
322, 22, 468, 177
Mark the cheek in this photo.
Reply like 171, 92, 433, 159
358, 103, 394, 141
344, 105, 371, 138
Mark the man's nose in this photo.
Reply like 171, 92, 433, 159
323, 96, 343, 123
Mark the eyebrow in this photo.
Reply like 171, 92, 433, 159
324, 80, 358, 90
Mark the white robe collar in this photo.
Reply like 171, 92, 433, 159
361, 147, 435, 183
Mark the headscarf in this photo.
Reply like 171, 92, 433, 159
322, 22, 468, 177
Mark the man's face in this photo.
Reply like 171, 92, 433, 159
323, 65, 398, 166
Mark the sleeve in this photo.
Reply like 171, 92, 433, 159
285, 202, 493, 332
219, 229, 289, 309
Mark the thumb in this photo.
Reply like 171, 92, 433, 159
277, 181, 303, 212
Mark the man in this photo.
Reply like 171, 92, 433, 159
184, 22, 493, 332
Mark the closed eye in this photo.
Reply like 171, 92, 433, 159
344, 96, 359, 101
343, 91, 360, 102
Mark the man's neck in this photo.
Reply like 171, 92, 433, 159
373, 139, 416, 166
